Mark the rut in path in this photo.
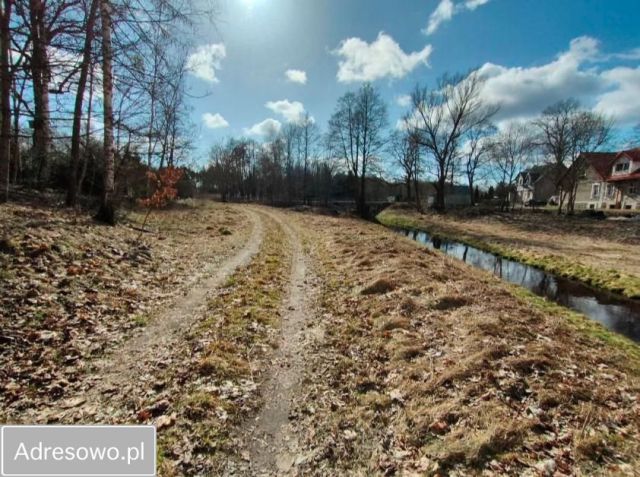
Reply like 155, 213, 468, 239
236, 209, 322, 476
55, 208, 264, 422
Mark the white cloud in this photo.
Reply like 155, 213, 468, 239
476, 37, 601, 120
202, 113, 229, 129
334, 32, 432, 83
396, 94, 412, 108
474, 36, 640, 125
465, 0, 490, 10
265, 99, 307, 123
244, 118, 282, 137
285, 69, 307, 84
186, 43, 226, 83
595, 67, 640, 124
424, 0, 491, 35
610, 48, 640, 61
425, 0, 455, 35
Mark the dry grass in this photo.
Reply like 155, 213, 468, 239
378, 205, 640, 298
155, 213, 291, 476
290, 211, 640, 476
361, 277, 397, 295
0, 199, 251, 420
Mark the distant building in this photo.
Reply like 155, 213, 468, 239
574, 148, 640, 210
514, 164, 565, 206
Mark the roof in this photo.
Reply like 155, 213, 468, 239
608, 172, 640, 183
519, 163, 566, 183
579, 152, 617, 179
617, 147, 640, 164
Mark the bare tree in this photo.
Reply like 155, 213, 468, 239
409, 71, 497, 212
281, 122, 299, 203
389, 129, 422, 210
0, 0, 11, 201
27, 0, 51, 186
564, 111, 613, 213
96, 0, 115, 224
534, 99, 580, 213
298, 112, 318, 205
66, 0, 99, 206
535, 99, 613, 214
328, 83, 387, 217
488, 121, 536, 211
462, 123, 496, 206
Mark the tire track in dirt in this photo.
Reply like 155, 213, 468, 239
56, 207, 265, 421
234, 208, 322, 476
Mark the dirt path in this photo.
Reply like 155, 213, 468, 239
53, 207, 265, 422
231, 209, 322, 476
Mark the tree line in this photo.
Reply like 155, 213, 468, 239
0, 3, 626, 221
202, 73, 617, 217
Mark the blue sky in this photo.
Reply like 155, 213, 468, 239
185, 0, 640, 163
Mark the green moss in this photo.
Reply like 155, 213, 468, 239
377, 210, 640, 299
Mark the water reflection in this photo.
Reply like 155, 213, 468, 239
397, 229, 640, 342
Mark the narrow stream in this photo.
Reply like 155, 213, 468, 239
395, 228, 640, 343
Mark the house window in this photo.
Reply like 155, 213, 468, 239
615, 162, 630, 173
606, 184, 615, 199
630, 184, 637, 195
591, 183, 601, 199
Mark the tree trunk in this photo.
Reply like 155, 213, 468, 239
468, 179, 474, 206
29, 0, 50, 188
10, 110, 19, 183
435, 175, 446, 212
413, 156, 422, 212
96, 0, 116, 225
78, 67, 94, 194
358, 164, 366, 217
66, 0, 98, 206
414, 178, 421, 213
0, 0, 12, 202
10, 76, 20, 184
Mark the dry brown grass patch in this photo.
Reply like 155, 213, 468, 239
432, 295, 471, 311
378, 316, 411, 331
289, 212, 640, 475
394, 344, 424, 361
427, 344, 510, 390
431, 419, 530, 468
508, 353, 554, 374
361, 277, 397, 295
197, 354, 251, 379
575, 432, 617, 462
399, 297, 418, 315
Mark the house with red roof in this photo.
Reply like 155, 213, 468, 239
574, 148, 640, 211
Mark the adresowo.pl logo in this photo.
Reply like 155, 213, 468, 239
1, 426, 156, 477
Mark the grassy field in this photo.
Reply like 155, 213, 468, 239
377, 204, 640, 299
2, 198, 639, 476
291, 210, 640, 476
